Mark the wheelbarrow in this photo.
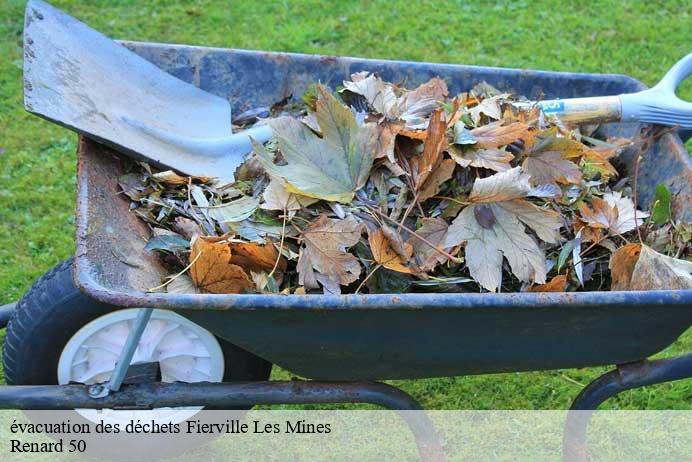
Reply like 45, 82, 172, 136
2, 12, 692, 462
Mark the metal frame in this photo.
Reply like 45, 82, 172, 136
1, 304, 691, 462
563, 353, 692, 462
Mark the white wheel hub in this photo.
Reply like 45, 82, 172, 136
58, 309, 225, 423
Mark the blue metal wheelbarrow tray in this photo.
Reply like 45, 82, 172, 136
1, 40, 691, 462
73, 42, 692, 383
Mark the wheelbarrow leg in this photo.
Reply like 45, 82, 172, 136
89, 307, 154, 397
0, 380, 444, 461
563, 353, 692, 462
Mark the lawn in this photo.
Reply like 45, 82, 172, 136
0, 0, 690, 409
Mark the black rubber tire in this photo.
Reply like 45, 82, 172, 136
2, 259, 272, 460
3, 258, 272, 386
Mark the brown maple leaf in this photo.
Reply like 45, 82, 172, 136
579, 191, 649, 236
444, 167, 562, 291
521, 130, 589, 186
468, 122, 532, 149
189, 237, 253, 294
407, 218, 450, 272
413, 109, 452, 199
610, 243, 692, 290
368, 228, 414, 274
527, 274, 568, 292
229, 241, 286, 273
297, 215, 363, 289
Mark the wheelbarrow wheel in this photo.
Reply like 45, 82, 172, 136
3, 258, 272, 389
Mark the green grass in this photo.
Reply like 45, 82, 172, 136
0, 0, 690, 409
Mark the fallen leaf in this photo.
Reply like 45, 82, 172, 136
229, 241, 286, 273
397, 77, 448, 127
418, 158, 456, 201
650, 183, 672, 225
172, 217, 201, 239
448, 146, 514, 172
342, 72, 398, 117
374, 121, 404, 163
297, 215, 363, 288
261, 178, 318, 211
414, 109, 448, 190
207, 195, 260, 223
444, 167, 561, 291
398, 128, 428, 140
189, 237, 253, 294
407, 218, 450, 271
523, 150, 582, 185
609, 243, 642, 290
528, 274, 568, 292
152, 170, 213, 185
467, 122, 532, 149
144, 234, 190, 253
580, 147, 618, 180
467, 165, 531, 203
579, 191, 649, 235
342, 74, 447, 127
256, 85, 377, 203
610, 244, 692, 290
118, 173, 150, 201
368, 229, 414, 274
166, 274, 199, 294
467, 95, 506, 124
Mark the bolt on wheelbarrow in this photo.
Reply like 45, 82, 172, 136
2, 1, 692, 462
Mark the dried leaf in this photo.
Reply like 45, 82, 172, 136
468, 122, 531, 149
418, 158, 456, 201
166, 274, 199, 294
609, 243, 642, 290
374, 121, 404, 162
342, 73, 447, 126
449, 146, 514, 172
261, 178, 318, 211
523, 150, 582, 186
189, 237, 253, 294
580, 148, 618, 180
229, 241, 286, 273
445, 168, 560, 291
496, 200, 562, 244
368, 229, 414, 274
172, 217, 201, 240
152, 170, 213, 185
407, 218, 450, 271
257, 85, 376, 203
207, 196, 260, 223
297, 215, 363, 288
468, 95, 505, 124
469, 166, 531, 203
144, 234, 190, 253
528, 274, 568, 292
118, 173, 149, 201
342, 72, 398, 117
579, 191, 649, 235
610, 244, 692, 290
446, 204, 548, 291
414, 109, 448, 190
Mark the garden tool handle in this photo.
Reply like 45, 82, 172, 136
537, 53, 692, 129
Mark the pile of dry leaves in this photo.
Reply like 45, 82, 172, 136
119, 73, 692, 295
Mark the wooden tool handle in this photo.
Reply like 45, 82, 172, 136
538, 96, 622, 125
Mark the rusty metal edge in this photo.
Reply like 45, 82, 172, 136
118, 40, 648, 92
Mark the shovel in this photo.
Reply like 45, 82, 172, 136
24, 1, 692, 185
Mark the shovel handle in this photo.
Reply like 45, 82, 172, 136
537, 54, 692, 129
537, 96, 621, 125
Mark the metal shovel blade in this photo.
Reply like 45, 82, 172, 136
23, 0, 249, 182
